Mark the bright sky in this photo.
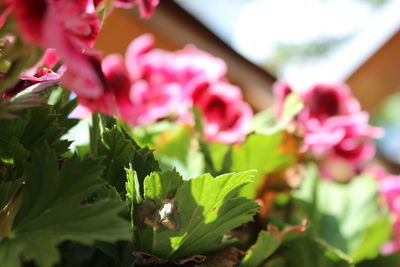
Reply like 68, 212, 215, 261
177, 0, 400, 89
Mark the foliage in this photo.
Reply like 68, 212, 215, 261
0, 1, 396, 266
127, 168, 259, 262
293, 164, 391, 264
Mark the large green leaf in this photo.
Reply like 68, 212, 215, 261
130, 170, 259, 261
294, 164, 389, 263
0, 147, 131, 267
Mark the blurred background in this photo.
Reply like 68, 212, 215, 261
95, 0, 400, 167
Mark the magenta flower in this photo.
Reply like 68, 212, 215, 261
24, 48, 60, 76
125, 34, 226, 90
13, 0, 103, 99
74, 34, 252, 144
124, 34, 189, 125
78, 53, 130, 116
191, 79, 253, 144
124, 34, 228, 126
274, 82, 383, 177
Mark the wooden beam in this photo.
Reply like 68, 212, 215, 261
346, 30, 400, 112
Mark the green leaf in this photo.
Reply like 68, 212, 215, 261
192, 107, 217, 175
126, 166, 142, 206
294, 164, 387, 262
155, 125, 192, 164
99, 126, 160, 192
97, 0, 115, 25
0, 104, 77, 168
130, 120, 176, 147
134, 170, 259, 261
356, 254, 400, 267
231, 134, 295, 198
250, 108, 276, 134
0, 147, 131, 267
241, 230, 281, 267
252, 93, 303, 135
154, 125, 204, 179
351, 218, 392, 262
372, 92, 400, 125
209, 142, 231, 173
144, 170, 183, 203
280, 237, 352, 267
126, 166, 143, 230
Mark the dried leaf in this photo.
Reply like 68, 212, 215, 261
198, 247, 245, 267
133, 251, 206, 265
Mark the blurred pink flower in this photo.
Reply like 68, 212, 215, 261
114, 0, 160, 18
274, 82, 383, 177
191, 80, 253, 144
73, 34, 251, 143
124, 34, 228, 126
13, 0, 103, 99
24, 48, 60, 76
125, 34, 226, 90
78, 53, 130, 116
69, 104, 92, 119
273, 81, 292, 119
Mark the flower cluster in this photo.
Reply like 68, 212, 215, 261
274, 82, 383, 179
3, 1, 251, 144
77, 34, 253, 144
2, 0, 159, 95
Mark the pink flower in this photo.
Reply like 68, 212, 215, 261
69, 104, 92, 119
13, 0, 103, 98
191, 79, 253, 144
274, 82, 383, 177
2, 68, 60, 98
78, 53, 130, 116
300, 84, 360, 121
74, 34, 251, 143
125, 34, 226, 89
124, 34, 227, 125
115, 0, 159, 18
273, 81, 292, 119
169, 45, 227, 86
366, 166, 400, 255
24, 48, 60, 76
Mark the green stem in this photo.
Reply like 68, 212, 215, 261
90, 112, 100, 157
